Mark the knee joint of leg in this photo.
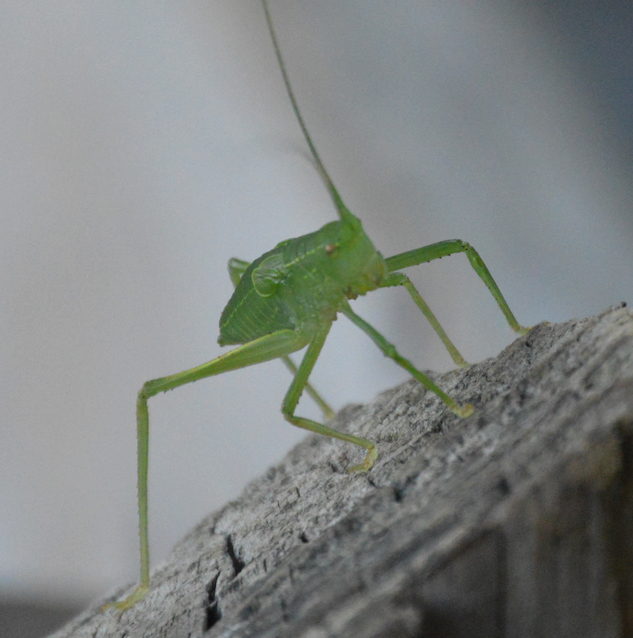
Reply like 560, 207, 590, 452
281, 401, 294, 420
140, 379, 160, 399
383, 343, 398, 359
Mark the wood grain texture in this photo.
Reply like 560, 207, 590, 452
51, 304, 633, 638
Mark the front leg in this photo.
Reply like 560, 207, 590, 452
385, 239, 530, 336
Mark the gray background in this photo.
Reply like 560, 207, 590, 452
1, 0, 632, 621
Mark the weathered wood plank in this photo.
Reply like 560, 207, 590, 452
51, 304, 633, 638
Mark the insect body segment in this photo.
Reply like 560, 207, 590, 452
227, 256, 335, 421
103, 0, 530, 612
219, 217, 385, 347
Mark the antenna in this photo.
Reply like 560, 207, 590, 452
261, 0, 356, 222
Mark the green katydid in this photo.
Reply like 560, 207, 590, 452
104, 0, 529, 611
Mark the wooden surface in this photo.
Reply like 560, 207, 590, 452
51, 304, 633, 637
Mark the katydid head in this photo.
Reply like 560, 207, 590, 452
322, 212, 387, 298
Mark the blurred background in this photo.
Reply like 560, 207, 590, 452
1, 0, 632, 634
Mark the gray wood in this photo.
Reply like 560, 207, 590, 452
50, 304, 633, 638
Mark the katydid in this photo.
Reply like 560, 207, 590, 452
104, 0, 529, 611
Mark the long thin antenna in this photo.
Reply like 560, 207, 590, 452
261, 0, 355, 222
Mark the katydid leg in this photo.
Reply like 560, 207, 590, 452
280, 355, 334, 419
227, 257, 250, 287
380, 272, 468, 367
281, 322, 377, 473
105, 329, 309, 611
340, 302, 474, 418
385, 240, 529, 335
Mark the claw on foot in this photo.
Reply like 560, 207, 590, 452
101, 584, 149, 613
347, 445, 378, 474
452, 403, 474, 418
